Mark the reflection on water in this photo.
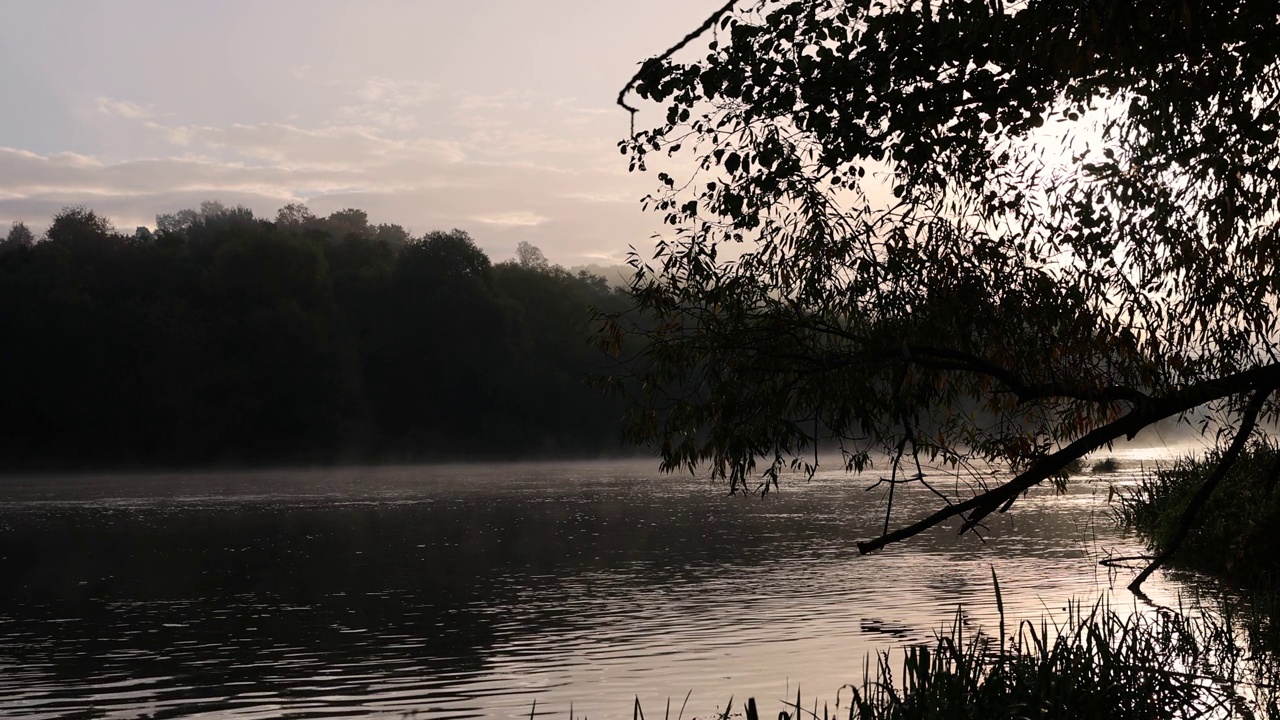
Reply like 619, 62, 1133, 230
0, 452, 1202, 719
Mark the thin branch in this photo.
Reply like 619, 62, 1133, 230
616, 0, 740, 134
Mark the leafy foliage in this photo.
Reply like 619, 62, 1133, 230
604, 0, 1280, 549
0, 204, 629, 469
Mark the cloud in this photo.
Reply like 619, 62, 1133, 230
334, 109, 420, 132
3, 83, 662, 264
553, 98, 618, 128
473, 212, 548, 227
456, 90, 536, 113
149, 121, 466, 170
96, 97, 153, 120
354, 77, 438, 107
0, 147, 337, 198
563, 190, 636, 204
336, 77, 442, 131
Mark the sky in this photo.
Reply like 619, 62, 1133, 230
0, 0, 725, 265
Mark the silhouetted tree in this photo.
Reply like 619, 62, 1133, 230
4, 222, 34, 249
275, 202, 316, 228
608, 0, 1280, 589
516, 241, 550, 271
325, 208, 371, 239
0, 204, 630, 469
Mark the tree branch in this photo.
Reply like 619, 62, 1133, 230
904, 345, 1152, 406
856, 362, 1280, 555
616, 0, 739, 132
799, 317, 1154, 406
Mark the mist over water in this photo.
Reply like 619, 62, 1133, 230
0, 453, 1207, 719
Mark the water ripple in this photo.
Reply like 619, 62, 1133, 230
0, 455, 1205, 719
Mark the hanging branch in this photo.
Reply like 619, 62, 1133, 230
616, 0, 740, 135
1128, 389, 1270, 593
856, 362, 1280, 556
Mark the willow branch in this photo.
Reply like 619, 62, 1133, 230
856, 361, 1280, 555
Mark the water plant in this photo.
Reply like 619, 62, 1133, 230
837, 601, 1273, 720
1092, 457, 1122, 474
1118, 442, 1280, 582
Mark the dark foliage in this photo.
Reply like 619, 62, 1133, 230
0, 204, 630, 470
605, 0, 1280, 575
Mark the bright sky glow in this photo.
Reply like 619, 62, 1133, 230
0, 0, 724, 264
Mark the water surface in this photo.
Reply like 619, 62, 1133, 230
0, 451, 1201, 719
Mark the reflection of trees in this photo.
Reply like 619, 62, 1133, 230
0, 204, 631, 469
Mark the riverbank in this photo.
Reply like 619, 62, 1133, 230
1118, 441, 1280, 655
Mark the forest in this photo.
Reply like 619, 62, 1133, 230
0, 203, 632, 470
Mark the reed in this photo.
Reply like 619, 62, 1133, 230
1092, 457, 1122, 474
839, 599, 1275, 719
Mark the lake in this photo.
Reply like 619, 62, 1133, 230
0, 449, 1205, 719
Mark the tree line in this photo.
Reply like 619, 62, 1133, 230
0, 203, 632, 470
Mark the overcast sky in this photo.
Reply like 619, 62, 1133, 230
0, 0, 724, 265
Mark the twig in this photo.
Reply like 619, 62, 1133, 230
616, 0, 740, 135
1098, 554, 1157, 568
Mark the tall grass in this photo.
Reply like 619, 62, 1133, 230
836, 599, 1277, 720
